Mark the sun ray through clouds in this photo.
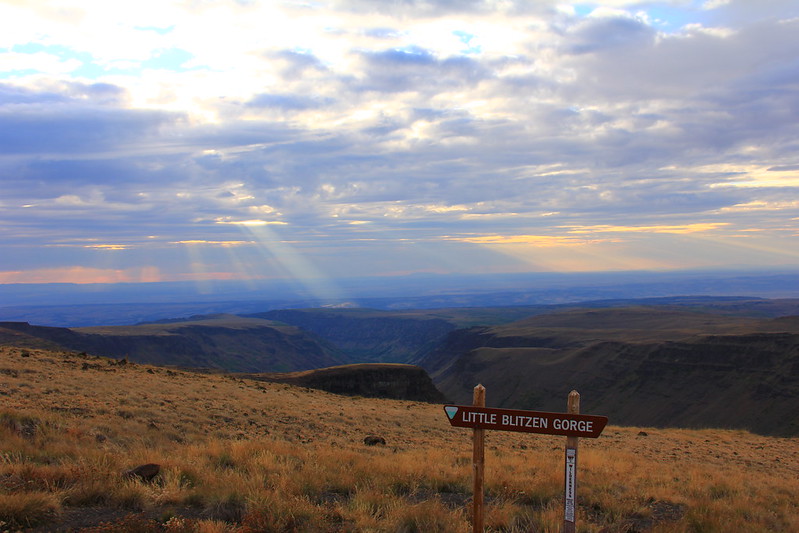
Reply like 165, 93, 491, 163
228, 221, 347, 303
176, 240, 216, 294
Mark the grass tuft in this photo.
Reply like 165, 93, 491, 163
0, 492, 61, 529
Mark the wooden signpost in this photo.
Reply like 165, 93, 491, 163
444, 386, 608, 532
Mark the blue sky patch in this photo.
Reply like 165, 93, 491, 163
572, 2, 707, 32
6, 43, 198, 79
142, 48, 195, 71
645, 5, 706, 31
134, 25, 175, 35
453, 30, 482, 55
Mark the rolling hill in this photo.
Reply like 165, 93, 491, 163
0, 315, 344, 372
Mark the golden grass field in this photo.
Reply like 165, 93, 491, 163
0, 345, 797, 532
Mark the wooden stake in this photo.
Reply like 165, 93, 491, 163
472, 384, 486, 533
564, 390, 580, 533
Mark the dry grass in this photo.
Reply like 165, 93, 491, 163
0, 346, 797, 532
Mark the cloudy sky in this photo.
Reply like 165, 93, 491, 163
1, 0, 798, 294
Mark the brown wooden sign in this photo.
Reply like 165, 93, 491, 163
444, 404, 607, 438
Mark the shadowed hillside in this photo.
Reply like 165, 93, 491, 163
421, 307, 799, 436
241, 363, 448, 403
249, 309, 457, 363
248, 307, 543, 363
0, 315, 344, 372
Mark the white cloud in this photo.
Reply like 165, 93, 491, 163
1, 0, 799, 281
0, 51, 82, 74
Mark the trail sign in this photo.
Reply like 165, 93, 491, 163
446, 389, 607, 533
444, 404, 607, 438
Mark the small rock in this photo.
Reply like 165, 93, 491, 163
363, 435, 386, 446
638, 431, 648, 437
124, 463, 160, 482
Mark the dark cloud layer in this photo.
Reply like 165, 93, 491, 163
356, 48, 490, 93
0, 109, 173, 155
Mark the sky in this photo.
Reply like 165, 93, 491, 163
1, 0, 799, 298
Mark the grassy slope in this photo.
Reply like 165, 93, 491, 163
0, 345, 797, 532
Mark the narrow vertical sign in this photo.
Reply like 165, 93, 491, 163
564, 448, 576, 522
563, 390, 580, 533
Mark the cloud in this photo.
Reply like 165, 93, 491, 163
447, 234, 606, 246
261, 50, 329, 80
0, 82, 175, 156
564, 223, 730, 235
565, 12, 656, 54
703, 0, 799, 24
0, 266, 162, 284
0, 0, 798, 283
354, 47, 491, 93
330, 0, 521, 17
246, 93, 334, 111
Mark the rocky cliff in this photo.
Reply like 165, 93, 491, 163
421, 307, 799, 436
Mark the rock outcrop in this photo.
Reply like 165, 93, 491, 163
246, 363, 448, 403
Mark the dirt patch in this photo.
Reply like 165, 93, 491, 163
25, 506, 207, 532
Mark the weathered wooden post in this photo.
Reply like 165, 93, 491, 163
564, 390, 580, 533
444, 388, 606, 532
472, 384, 486, 533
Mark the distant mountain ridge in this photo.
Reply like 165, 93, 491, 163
3, 269, 798, 327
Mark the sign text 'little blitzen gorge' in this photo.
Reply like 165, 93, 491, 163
444, 405, 608, 438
